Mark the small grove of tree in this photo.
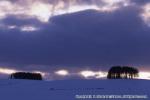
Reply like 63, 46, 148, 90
10, 72, 43, 80
107, 66, 139, 79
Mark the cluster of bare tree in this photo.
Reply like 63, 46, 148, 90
107, 66, 139, 79
10, 72, 42, 80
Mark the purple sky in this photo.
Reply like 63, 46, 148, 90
0, 0, 150, 79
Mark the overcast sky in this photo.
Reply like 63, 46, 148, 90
0, 0, 150, 79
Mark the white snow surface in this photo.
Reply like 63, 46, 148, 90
0, 79, 149, 100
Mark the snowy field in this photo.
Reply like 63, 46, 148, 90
0, 79, 149, 100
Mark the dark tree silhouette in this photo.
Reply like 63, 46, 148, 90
130, 67, 139, 78
10, 72, 43, 80
122, 66, 130, 79
107, 66, 139, 79
107, 66, 122, 79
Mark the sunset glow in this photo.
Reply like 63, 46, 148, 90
79, 70, 107, 79
0, 67, 149, 80
55, 70, 69, 76
139, 72, 150, 80
0, 68, 17, 74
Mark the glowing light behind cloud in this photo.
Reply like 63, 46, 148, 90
2, 0, 150, 31
0, 68, 17, 74
0, 67, 149, 80
29, 2, 53, 22
102, 0, 128, 5
80, 70, 96, 78
33, 71, 48, 77
100, 0, 130, 11
2, 0, 149, 33
20, 26, 39, 32
0, 24, 39, 32
55, 69, 69, 76
0, 0, 131, 24
0, 1, 13, 19
8, 25, 17, 29
79, 70, 107, 79
141, 3, 150, 26
138, 72, 150, 80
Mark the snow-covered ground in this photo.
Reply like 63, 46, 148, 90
0, 79, 149, 100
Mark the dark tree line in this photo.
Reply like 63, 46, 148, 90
10, 72, 43, 80
107, 66, 139, 79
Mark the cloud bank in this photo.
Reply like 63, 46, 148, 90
0, 0, 150, 79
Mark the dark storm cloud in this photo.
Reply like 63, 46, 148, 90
0, 5, 150, 69
132, 0, 150, 5
46, 7, 150, 66
1, 16, 43, 27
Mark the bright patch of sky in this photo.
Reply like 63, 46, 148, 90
0, 0, 130, 23
0, 0, 149, 31
0, 67, 149, 80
